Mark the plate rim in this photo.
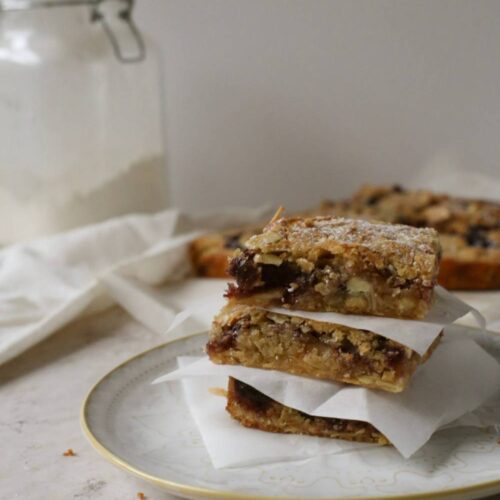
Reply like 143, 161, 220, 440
80, 333, 500, 500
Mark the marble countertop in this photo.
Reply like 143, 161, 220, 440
2, 303, 498, 500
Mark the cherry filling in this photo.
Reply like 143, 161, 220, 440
227, 249, 303, 299
227, 250, 260, 290
231, 378, 273, 413
206, 315, 251, 354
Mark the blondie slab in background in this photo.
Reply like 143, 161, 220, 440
324, 185, 500, 290
227, 216, 441, 319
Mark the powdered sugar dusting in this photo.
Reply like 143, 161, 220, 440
246, 216, 441, 281
322, 218, 430, 248
270, 217, 438, 253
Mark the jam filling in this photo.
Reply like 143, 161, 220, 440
231, 378, 273, 413
206, 315, 251, 354
227, 250, 261, 291
227, 250, 303, 300
206, 325, 239, 354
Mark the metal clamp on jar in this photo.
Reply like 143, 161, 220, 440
0, 0, 168, 243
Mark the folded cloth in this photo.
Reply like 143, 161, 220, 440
0, 206, 273, 365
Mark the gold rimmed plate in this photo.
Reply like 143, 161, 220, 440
81, 333, 500, 499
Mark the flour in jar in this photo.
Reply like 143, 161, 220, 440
0, 155, 169, 244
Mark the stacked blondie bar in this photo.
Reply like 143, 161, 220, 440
206, 215, 442, 445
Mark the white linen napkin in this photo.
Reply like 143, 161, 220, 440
0, 206, 272, 365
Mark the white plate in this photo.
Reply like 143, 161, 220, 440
81, 333, 500, 500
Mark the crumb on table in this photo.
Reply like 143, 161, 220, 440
137, 493, 146, 500
63, 448, 76, 457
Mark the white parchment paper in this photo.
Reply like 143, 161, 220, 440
156, 333, 500, 463
176, 357, 376, 468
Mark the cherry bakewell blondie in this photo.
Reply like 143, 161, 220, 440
226, 216, 441, 319
207, 303, 441, 393
226, 377, 389, 445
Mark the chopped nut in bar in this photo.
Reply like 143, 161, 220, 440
226, 216, 441, 319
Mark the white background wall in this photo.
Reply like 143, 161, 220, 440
135, 0, 500, 211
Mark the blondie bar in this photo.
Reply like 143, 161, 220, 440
226, 216, 441, 319
207, 303, 441, 392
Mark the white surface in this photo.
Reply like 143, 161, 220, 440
136, 0, 500, 210
160, 332, 500, 461
82, 332, 500, 499
0, 306, 179, 500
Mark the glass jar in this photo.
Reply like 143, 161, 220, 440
0, 0, 169, 243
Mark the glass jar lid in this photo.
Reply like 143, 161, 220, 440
0, 0, 97, 10
0, 0, 145, 63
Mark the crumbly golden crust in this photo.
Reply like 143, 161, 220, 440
226, 377, 389, 445
207, 303, 440, 392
